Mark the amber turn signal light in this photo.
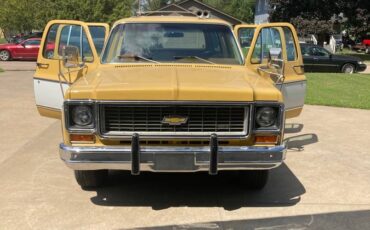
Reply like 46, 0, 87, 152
70, 134, 95, 143
255, 135, 278, 144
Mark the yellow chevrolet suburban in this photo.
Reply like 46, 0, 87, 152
34, 14, 306, 190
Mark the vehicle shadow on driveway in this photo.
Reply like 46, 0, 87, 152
128, 210, 370, 230
90, 163, 305, 210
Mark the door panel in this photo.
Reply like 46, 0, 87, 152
279, 26, 306, 116
236, 23, 306, 118
23, 39, 41, 58
310, 46, 338, 72
12, 44, 26, 58
34, 20, 108, 119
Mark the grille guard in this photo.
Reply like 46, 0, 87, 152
60, 133, 287, 173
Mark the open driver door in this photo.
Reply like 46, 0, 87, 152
34, 20, 109, 119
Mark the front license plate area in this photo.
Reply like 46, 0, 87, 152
153, 154, 196, 171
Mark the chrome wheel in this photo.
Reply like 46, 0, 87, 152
0, 50, 10, 61
342, 63, 355, 74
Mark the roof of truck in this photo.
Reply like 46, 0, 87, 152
113, 16, 232, 27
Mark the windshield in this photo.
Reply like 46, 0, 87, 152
102, 23, 243, 65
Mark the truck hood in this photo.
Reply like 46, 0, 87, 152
68, 64, 282, 102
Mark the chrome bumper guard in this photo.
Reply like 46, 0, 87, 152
59, 134, 286, 174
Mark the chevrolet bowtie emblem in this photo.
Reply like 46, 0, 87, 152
162, 115, 188, 126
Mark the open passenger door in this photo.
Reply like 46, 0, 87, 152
235, 23, 306, 118
34, 20, 109, 119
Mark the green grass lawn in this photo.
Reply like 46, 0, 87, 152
0, 38, 6, 44
0, 68, 3, 73
305, 73, 370, 109
337, 48, 370, 61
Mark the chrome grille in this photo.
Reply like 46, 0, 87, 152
99, 104, 248, 137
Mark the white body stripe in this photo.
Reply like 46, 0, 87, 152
276, 81, 307, 110
33, 79, 69, 110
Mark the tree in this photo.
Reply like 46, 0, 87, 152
338, 0, 370, 38
203, 0, 255, 23
0, 0, 38, 35
41, 0, 135, 24
269, 0, 370, 38
227, 0, 255, 23
0, 0, 135, 36
147, 0, 169, 10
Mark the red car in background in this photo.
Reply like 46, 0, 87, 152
0, 38, 54, 61
363, 36, 370, 53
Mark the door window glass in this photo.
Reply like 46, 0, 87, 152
301, 45, 311, 56
310, 47, 330, 57
238, 28, 255, 56
43, 24, 59, 59
283, 27, 297, 61
59, 25, 93, 62
24, 40, 41, 45
88, 26, 106, 55
251, 27, 282, 64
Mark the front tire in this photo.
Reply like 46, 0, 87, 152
0, 50, 11, 61
237, 170, 269, 190
74, 170, 108, 188
342, 63, 355, 74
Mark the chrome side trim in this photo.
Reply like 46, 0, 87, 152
59, 143, 286, 171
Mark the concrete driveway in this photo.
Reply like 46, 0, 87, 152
0, 69, 369, 229
0, 60, 36, 71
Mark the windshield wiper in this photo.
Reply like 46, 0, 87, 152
173, 56, 215, 65
117, 54, 160, 63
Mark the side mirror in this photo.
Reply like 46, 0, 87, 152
268, 47, 284, 71
257, 47, 285, 84
269, 47, 282, 61
62, 46, 83, 68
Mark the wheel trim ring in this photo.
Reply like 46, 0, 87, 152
0, 51, 9, 60
344, 65, 354, 73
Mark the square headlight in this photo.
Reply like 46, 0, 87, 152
64, 101, 95, 131
254, 104, 283, 131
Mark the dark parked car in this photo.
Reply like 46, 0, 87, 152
301, 44, 367, 73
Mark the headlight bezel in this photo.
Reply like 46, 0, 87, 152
253, 103, 284, 133
64, 101, 96, 133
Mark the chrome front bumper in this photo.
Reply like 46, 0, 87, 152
59, 139, 286, 174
